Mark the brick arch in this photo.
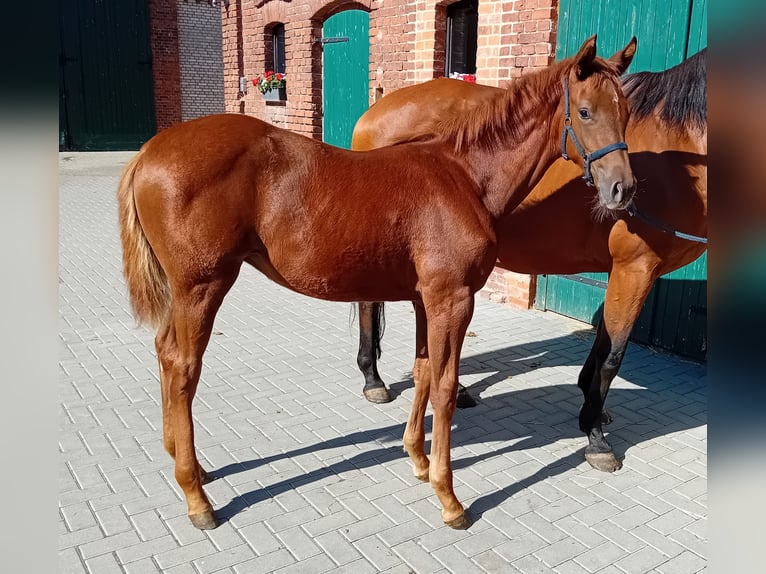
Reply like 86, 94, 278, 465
308, 0, 372, 22
261, 0, 288, 26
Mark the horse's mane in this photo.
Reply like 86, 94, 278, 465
425, 56, 624, 153
622, 48, 707, 132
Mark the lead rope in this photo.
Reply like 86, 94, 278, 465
626, 203, 708, 244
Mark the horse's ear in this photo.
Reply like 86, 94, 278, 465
574, 35, 598, 80
609, 37, 637, 75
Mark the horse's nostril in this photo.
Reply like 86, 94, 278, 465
612, 182, 623, 202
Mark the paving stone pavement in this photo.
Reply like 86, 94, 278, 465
59, 152, 706, 573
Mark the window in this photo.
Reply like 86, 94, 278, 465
445, 0, 478, 77
273, 24, 286, 74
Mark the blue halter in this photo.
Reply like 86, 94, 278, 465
561, 76, 628, 186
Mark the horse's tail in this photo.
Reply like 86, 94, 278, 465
372, 303, 386, 359
117, 150, 171, 328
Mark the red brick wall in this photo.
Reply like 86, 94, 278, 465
220, 0, 558, 307
221, 0, 555, 134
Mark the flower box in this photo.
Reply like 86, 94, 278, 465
262, 86, 287, 102
253, 71, 287, 102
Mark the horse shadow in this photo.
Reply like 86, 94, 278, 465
208, 330, 705, 525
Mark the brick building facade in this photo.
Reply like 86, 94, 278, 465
219, 0, 560, 308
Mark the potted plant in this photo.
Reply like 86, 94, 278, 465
448, 72, 477, 83
253, 71, 287, 101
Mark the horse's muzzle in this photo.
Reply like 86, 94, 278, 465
603, 176, 636, 210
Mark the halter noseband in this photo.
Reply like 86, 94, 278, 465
561, 76, 628, 186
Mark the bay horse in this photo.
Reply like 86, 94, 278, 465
352, 48, 707, 474
117, 36, 636, 530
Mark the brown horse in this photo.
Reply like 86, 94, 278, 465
352, 48, 707, 474
118, 36, 636, 530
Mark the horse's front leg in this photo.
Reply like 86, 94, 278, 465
357, 302, 392, 403
423, 291, 474, 529
577, 263, 657, 472
403, 302, 431, 482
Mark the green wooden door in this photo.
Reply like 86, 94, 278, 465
322, 10, 370, 149
536, 0, 707, 360
59, 0, 156, 151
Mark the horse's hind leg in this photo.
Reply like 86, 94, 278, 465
358, 302, 391, 403
156, 323, 212, 485
577, 264, 656, 472
403, 301, 431, 482
156, 271, 238, 529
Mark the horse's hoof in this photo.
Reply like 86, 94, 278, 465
189, 509, 218, 530
601, 409, 614, 425
414, 469, 430, 482
456, 388, 477, 409
363, 386, 393, 404
444, 512, 472, 530
585, 451, 623, 473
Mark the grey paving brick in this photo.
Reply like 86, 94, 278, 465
59, 526, 105, 551
472, 548, 522, 573
326, 558, 378, 574
115, 534, 179, 564
518, 511, 568, 544
59, 547, 87, 574
122, 557, 162, 574
654, 550, 706, 574
589, 521, 645, 554
392, 539, 445, 573
552, 515, 607, 549
341, 513, 398, 542
607, 505, 660, 532
355, 535, 401, 571
78, 531, 141, 560
534, 537, 588, 568
275, 525, 322, 560
645, 508, 698, 536
303, 509, 358, 537
377, 518, 433, 547
614, 545, 669, 574
273, 553, 337, 574
239, 521, 284, 555
512, 554, 556, 573
265, 503, 323, 532
553, 560, 591, 574
192, 544, 257, 573
572, 541, 627, 572
94, 504, 134, 536
129, 509, 169, 541
154, 539, 217, 570
493, 528, 549, 563
314, 529, 363, 566
631, 524, 686, 558
84, 552, 124, 574
667, 526, 706, 558
60, 501, 98, 532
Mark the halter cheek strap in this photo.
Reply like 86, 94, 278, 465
561, 76, 628, 186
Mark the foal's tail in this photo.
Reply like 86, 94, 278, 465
117, 150, 171, 328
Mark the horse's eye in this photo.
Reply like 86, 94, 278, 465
578, 109, 591, 120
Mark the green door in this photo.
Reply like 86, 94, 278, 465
59, 0, 156, 150
322, 10, 370, 149
536, 0, 707, 360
